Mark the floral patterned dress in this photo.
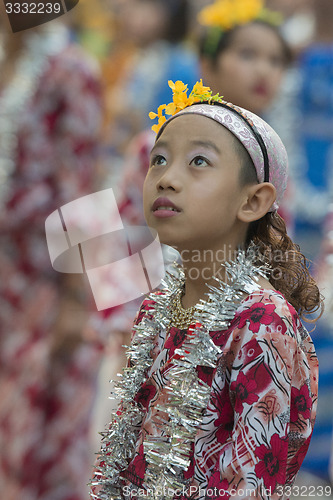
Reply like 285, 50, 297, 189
0, 33, 103, 500
114, 289, 318, 500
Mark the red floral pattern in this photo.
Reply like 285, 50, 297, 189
206, 475, 230, 499
255, 434, 288, 492
290, 384, 312, 422
135, 382, 157, 410
93, 289, 318, 500
237, 302, 287, 335
230, 371, 259, 413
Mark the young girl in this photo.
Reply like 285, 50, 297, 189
198, 0, 291, 116
91, 79, 321, 500
118, 0, 290, 229
106, 0, 292, 356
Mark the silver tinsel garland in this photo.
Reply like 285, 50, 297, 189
91, 244, 269, 500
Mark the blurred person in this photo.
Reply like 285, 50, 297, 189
198, 0, 295, 234
0, 18, 103, 500
64, 0, 115, 58
309, 203, 333, 485
291, 0, 333, 258
289, 0, 333, 482
198, 3, 290, 115
102, 0, 199, 186
265, 0, 314, 53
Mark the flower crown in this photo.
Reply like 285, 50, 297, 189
198, 0, 282, 31
149, 80, 223, 134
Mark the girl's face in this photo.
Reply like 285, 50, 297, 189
143, 114, 250, 253
201, 23, 286, 114
117, 0, 167, 46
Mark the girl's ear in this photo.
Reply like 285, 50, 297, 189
237, 182, 276, 223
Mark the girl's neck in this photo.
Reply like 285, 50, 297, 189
180, 245, 276, 309
180, 245, 238, 309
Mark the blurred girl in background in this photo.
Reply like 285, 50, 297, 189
0, 18, 102, 500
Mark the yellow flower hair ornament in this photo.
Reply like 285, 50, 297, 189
149, 80, 223, 134
198, 0, 263, 30
198, 0, 282, 31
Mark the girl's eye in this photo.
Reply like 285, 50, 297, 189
150, 154, 167, 167
190, 156, 210, 167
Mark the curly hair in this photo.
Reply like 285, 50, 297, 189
246, 212, 323, 322
234, 135, 323, 321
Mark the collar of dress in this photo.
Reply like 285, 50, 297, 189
92, 244, 269, 500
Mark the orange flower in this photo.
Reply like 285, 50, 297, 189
149, 79, 224, 133
168, 80, 188, 94
165, 102, 177, 115
173, 91, 190, 110
149, 104, 167, 120
198, 0, 264, 30
192, 79, 211, 95
151, 115, 167, 134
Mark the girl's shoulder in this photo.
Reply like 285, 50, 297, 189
241, 288, 296, 317
233, 288, 307, 345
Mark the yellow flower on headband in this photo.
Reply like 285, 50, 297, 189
149, 80, 223, 134
198, 0, 263, 30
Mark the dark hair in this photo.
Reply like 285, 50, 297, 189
236, 142, 323, 321
199, 20, 292, 67
159, 0, 190, 43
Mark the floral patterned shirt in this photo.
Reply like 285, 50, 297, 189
119, 289, 318, 500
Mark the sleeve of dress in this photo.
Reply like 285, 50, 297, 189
204, 299, 318, 500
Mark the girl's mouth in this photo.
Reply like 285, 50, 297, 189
152, 197, 181, 217
153, 206, 181, 218
252, 84, 269, 97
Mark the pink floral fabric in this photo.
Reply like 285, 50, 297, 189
119, 289, 318, 499
0, 42, 103, 499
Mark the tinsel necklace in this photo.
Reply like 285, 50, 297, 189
92, 245, 269, 500
0, 24, 67, 209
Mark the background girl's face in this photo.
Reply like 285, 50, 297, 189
201, 23, 287, 115
117, 0, 167, 46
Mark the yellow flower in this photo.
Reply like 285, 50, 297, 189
168, 80, 188, 94
152, 115, 167, 134
149, 104, 166, 120
187, 94, 197, 106
198, 0, 263, 30
149, 79, 224, 133
173, 91, 190, 110
165, 102, 177, 115
149, 111, 158, 120
190, 79, 212, 100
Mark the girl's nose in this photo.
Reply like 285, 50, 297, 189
255, 57, 271, 77
156, 163, 182, 192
